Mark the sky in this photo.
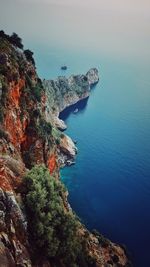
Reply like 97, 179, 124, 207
0, 0, 150, 61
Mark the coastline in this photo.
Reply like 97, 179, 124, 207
0, 34, 131, 266
44, 68, 99, 167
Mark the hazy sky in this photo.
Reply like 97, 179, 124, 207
0, 0, 150, 59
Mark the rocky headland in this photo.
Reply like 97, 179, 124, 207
0, 31, 132, 267
43, 68, 99, 131
43, 68, 99, 166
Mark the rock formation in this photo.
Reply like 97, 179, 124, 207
43, 68, 99, 130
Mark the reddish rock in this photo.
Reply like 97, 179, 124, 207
9, 79, 25, 108
47, 154, 57, 174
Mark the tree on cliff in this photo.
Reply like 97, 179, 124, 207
0, 30, 7, 38
24, 49, 35, 65
9, 32, 24, 49
24, 165, 82, 266
0, 30, 10, 41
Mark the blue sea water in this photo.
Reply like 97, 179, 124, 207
59, 58, 150, 267
22, 6, 150, 265
32, 47, 150, 267
33, 47, 150, 266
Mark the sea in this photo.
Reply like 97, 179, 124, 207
35, 49, 150, 267
7, 2, 149, 266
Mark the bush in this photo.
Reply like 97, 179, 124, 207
0, 30, 10, 41
23, 165, 83, 265
32, 85, 42, 102
60, 133, 65, 139
37, 119, 52, 138
9, 32, 24, 49
55, 138, 60, 145
0, 30, 6, 38
25, 75, 43, 102
24, 49, 35, 65
0, 53, 7, 65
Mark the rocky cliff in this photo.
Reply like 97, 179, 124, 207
0, 31, 132, 267
43, 68, 99, 130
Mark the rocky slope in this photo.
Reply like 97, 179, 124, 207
0, 31, 132, 267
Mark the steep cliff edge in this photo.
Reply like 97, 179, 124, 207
0, 31, 131, 267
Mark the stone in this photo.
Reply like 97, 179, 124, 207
86, 68, 99, 85
59, 134, 77, 158
43, 68, 99, 131
53, 116, 67, 131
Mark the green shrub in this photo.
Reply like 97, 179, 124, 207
55, 138, 60, 145
25, 75, 43, 102
9, 32, 24, 49
23, 165, 82, 265
23, 165, 97, 266
37, 119, 52, 138
32, 85, 42, 102
0, 30, 10, 43
24, 49, 35, 65
60, 133, 65, 139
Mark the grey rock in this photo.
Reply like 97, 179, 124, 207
86, 68, 99, 85
43, 68, 99, 131
0, 188, 31, 266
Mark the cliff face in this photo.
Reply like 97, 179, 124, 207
0, 35, 60, 266
0, 33, 131, 267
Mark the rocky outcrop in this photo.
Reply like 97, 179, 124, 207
53, 116, 67, 131
0, 188, 31, 267
78, 227, 128, 267
86, 68, 99, 85
43, 68, 99, 130
58, 134, 77, 166
60, 134, 77, 158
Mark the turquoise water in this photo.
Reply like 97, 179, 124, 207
33, 48, 150, 266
